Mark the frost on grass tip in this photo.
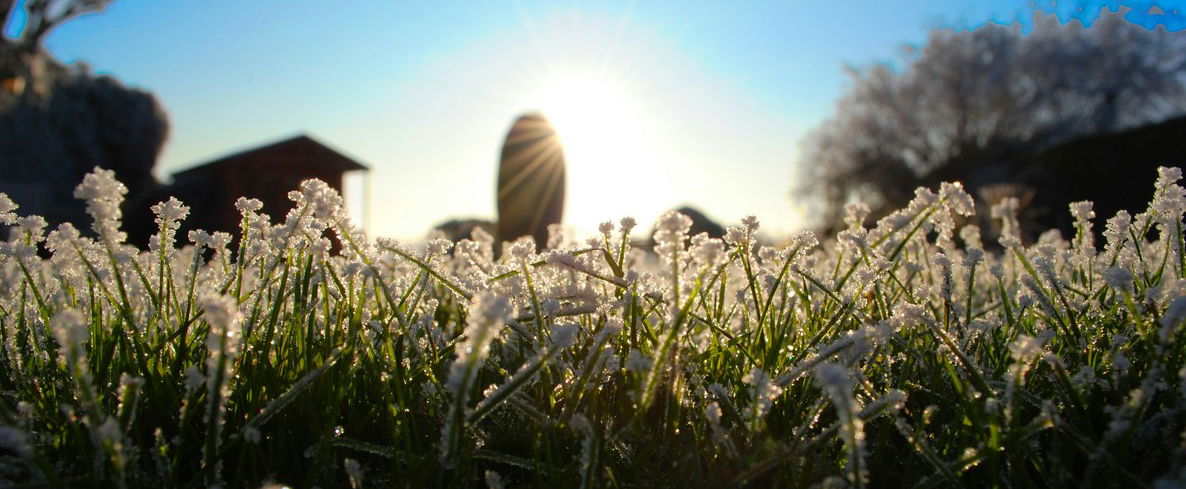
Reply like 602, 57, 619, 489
0, 168, 1184, 487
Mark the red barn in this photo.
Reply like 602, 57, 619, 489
169, 133, 368, 236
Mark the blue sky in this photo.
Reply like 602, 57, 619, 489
9, 0, 1182, 239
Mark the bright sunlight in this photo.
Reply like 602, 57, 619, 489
533, 72, 673, 235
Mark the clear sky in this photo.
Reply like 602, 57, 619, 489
9, 0, 1181, 239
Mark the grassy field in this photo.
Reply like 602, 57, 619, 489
1, 167, 1184, 488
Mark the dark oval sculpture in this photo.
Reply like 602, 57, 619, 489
497, 113, 566, 251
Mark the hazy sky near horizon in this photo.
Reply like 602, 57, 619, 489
9, 0, 1181, 239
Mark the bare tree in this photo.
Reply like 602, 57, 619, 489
3, 0, 113, 96
5, 0, 113, 51
795, 8, 1186, 231
1, 1, 15, 32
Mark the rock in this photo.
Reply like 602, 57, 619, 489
434, 218, 495, 243
645, 206, 726, 249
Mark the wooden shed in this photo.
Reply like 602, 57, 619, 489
169, 134, 368, 236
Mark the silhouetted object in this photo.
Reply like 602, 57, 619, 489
795, 8, 1186, 232
168, 134, 367, 240
434, 218, 495, 243
1012, 114, 1186, 241
497, 113, 565, 251
647, 206, 725, 249
676, 206, 725, 239
1, 34, 168, 243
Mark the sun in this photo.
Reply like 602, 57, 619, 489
531, 72, 672, 236
538, 74, 639, 159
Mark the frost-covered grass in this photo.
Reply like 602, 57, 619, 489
1, 167, 1185, 488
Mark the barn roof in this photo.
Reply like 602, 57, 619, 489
173, 133, 368, 178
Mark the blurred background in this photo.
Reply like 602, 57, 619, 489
1, 0, 1184, 247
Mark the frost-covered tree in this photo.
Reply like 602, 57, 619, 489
796, 8, 1186, 231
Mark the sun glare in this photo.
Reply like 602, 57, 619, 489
539, 75, 637, 155
533, 73, 672, 236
